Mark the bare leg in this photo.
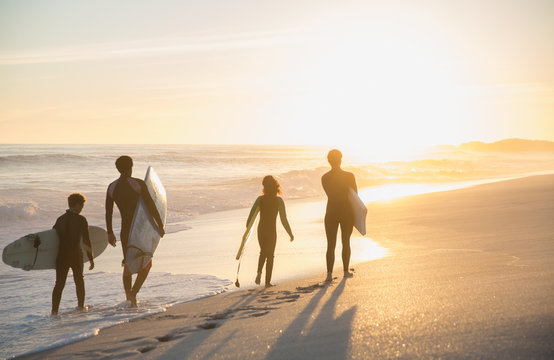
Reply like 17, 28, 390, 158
340, 221, 354, 277
256, 254, 264, 285
130, 261, 152, 307
325, 214, 339, 280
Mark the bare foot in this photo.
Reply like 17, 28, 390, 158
265, 283, 275, 288
325, 272, 333, 282
128, 292, 138, 308
255, 272, 261, 285
344, 271, 354, 278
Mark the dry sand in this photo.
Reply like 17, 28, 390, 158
19, 175, 554, 359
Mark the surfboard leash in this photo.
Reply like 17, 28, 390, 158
26, 234, 41, 271
126, 245, 153, 271
235, 260, 240, 287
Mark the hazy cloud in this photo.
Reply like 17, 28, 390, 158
0, 29, 301, 65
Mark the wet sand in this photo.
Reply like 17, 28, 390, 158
19, 175, 554, 359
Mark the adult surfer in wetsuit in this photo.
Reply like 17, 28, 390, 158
105, 156, 165, 307
321, 149, 357, 282
52, 193, 94, 316
246, 175, 294, 287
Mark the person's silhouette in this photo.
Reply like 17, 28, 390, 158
246, 175, 294, 287
105, 156, 164, 307
321, 149, 357, 281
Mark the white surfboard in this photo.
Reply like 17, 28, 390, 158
125, 166, 167, 274
236, 206, 259, 260
349, 188, 367, 235
2, 226, 109, 271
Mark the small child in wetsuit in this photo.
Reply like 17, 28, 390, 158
51, 193, 94, 316
246, 175, 294, 287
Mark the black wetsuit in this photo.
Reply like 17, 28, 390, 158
52, 210, 91, 313
258, 196, 279, 284
247, 195, 292, 285
321, 169, 356, 273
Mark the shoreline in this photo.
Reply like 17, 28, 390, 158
93, 169, 554, 279
16, 174, 554, 359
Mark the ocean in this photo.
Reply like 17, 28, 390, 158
1, 144, 552, 359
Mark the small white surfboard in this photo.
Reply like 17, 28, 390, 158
349, 188, 367, 235
2, 226, 109, 271
125, 166, 167, 274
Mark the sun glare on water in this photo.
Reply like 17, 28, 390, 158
351, 237, 389, 263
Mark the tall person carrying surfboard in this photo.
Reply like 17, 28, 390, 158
105, 156, 165, 307
322, 149, 361, 282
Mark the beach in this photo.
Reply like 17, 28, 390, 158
3, 0, 553, 356
17, 174, 554, 359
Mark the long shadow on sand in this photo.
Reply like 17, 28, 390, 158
265, 278, 356, 360
154, 289, 262, 359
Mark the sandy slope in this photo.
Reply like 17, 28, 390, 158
19, 175, 554, 359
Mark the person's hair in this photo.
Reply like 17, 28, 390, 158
262, 175, 282, 197
327, 149, 342, 168
115, 155, 133, 174
68, 193, 86, 207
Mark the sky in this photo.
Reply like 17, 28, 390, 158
1, 0, 553, 157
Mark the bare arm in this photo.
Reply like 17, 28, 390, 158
277, 197, 294, 241
105, 188, 116, 246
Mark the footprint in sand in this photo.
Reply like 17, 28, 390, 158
296, 282, 326, 293
157, 314, 189, 320
122, 336, 144, 343
198, 322, 218, 330
276, 294, 300, 301
203, 309, 233, 321
236, 305, 276, 319
250, 311, 269, 317
138, 345, 156, 353
156, 334, 173, 342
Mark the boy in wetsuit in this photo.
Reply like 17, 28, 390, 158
321, 149, 357, 282
51, 193, 94, 316
105, 156, 165, 307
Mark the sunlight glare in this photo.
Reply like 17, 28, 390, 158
285, 12, 471, 159
351, 237, 389, 263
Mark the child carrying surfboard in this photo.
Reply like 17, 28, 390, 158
51, 193, 94, 316
246, 175, 294, 287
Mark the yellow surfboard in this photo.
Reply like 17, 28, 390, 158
236, 206, 259, 260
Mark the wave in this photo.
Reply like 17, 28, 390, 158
0, 202, 39, 225
0, 153, 97, 164
1, 146, 552, 245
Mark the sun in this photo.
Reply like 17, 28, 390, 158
272, 12, 473, 161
